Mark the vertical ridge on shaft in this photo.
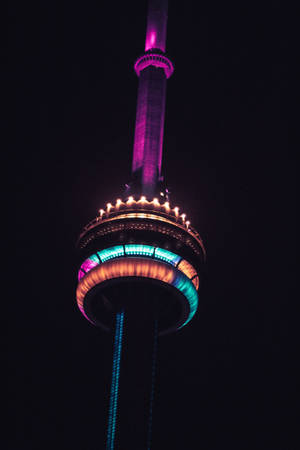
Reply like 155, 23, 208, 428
106, 311, 124, 450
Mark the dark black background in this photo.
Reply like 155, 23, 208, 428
8, 0, 295, 449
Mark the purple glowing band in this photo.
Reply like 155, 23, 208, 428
134, 53, 174, 79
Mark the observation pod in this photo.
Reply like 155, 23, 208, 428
76, 196, 205, 336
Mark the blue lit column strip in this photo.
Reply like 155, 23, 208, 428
106, 311, 124, 450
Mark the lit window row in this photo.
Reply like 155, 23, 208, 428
154, 247, 181, 266
125, 244, 154, 257
99, 245, 124, 262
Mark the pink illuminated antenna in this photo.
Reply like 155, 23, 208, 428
145, 0, 168, 52
131, 0, 173, 197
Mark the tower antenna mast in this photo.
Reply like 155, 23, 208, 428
131, 0, 173, 197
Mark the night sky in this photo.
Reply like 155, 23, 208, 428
9, 1, 295, 449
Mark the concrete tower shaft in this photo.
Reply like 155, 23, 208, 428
132, 0, 173, 197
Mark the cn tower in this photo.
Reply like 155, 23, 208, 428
75, 1, 205, 448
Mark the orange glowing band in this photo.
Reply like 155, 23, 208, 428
177, 259, 198, 280
76, 258, 198, 330
192, 276, 199, 290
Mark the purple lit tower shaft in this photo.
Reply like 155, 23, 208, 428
132, 0, 171, 197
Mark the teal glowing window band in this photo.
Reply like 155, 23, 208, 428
106, 311, 124, 450
154, 247, 181, 266
173, 275, 198, 328
125, 244, 154, 257
79, 245, 186, 281
90, 253, 101, 263
98, 245, 124, 262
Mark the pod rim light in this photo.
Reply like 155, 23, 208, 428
76, 256, 199, 331
78, 203, 206, 260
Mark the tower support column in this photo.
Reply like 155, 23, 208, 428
115, 305, 158, 449
106, 311, 124, 450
